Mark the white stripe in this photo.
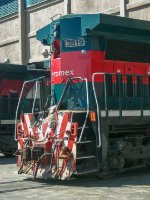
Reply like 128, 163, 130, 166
25, 114, 33, 135
56, 113, 64, 135
63, 122, 71, 147
101, 110, 150, 117
20, 116, 24, 131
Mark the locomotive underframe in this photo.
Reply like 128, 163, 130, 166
99, 115, 150, 175
0, 124, 17, 156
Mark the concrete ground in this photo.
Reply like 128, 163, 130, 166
0, 153, 150, 200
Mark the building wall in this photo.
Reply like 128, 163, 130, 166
26, 0, 64, 63
0, 15, 20, 63
71, 0, 120, 14
127, 2, 150, 20
0, 0, 150, 64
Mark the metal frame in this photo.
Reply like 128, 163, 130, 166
92, 73, 102, 148
92, 72, 150, 148
14, 76, 45, 141
57, 77, 89, 142
32, 80, 39, 113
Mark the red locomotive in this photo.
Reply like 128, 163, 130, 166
0, 63, 49, 155
16, 14, 150, 180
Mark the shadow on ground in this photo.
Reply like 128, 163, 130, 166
1, 153, 150, 189
24, 168, 150, 188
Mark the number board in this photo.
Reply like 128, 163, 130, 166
64, 38, 86, 48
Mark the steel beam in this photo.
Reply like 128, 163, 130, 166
18, 0, 26, 64
120, 0, 126, 17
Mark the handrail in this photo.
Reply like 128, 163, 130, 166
50, 13, 62, 22
78, 78, 89, 142
103, 74, 108, 117
92, 73, 104, 148
57, 76, 90, 142
32, 81, 39, 114
14, 76, 45, 141
92, 72, 150, 117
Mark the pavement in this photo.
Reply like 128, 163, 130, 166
0, 153, 150, 200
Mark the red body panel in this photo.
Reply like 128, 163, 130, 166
51, 50, 150, 85
51, 51, 104, 84
0, 79, 23, 96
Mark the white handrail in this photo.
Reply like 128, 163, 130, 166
32, 81, 39, 114
78, 78, 89, 142
92, 72, 105, 148
14, 76, 45, 141
58, 76, 89, 142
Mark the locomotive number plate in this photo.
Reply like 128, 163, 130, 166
64, 38, 85, 48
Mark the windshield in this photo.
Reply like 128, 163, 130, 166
58, 78, 87, 111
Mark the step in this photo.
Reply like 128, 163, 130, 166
77, 141, 96, 157
77, 140, 92, 144
75, 168, 99, 175
78, 126, 88, 130
77, 155, 95, 160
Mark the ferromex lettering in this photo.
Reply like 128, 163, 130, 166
52, 70, 74, 77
